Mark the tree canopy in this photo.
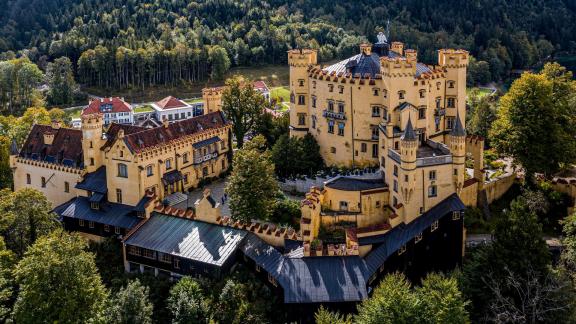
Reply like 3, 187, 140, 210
490, 63, 576, 179
12, 230, 108, 323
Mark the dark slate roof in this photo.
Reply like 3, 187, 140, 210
395, 102, 417, 112
89, 192, 105, 203
401, 116, 417, 141
134, 195, 153, 212
192, 136, 221, 149
162, 170, 183, 185
240, 233, 368, 303
19, 124, 83, 167
101, 123, 147, 151
363, 194, 465, 277
125, 213, 247, 266
325, 177, 386, 191
122, 111, 228, 153
75, 167, 107, 194
450, 112, 466, 137
163, 192, 188, 207
54, 197, 142, 229
323, 50, 432, 78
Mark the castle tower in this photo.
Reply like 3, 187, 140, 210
202, 87, 224, 113
400, 117, 417, 204
438, 49, 469, 122
81, 113, 104, 173
288, 49, 317, 138
450, 112, 466, 194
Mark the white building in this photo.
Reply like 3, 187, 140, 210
253, 81, 271, 102
82, 97, 134, 125
151, 96, 203, 123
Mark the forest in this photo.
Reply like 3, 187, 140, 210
0, 0, 573, 94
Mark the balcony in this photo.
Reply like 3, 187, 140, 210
194, 152, 218, 165
322, 110, 346, 120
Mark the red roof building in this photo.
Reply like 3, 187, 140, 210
82, 97, 133, 125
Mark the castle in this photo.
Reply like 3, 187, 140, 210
10, 36, 491, 314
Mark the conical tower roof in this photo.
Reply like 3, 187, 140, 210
401, 116, 417, 141
450, 111, 466, 137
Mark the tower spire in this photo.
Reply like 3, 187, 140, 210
450, 110, 466, 137
401, 116, 417, 141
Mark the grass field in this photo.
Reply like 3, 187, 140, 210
134, 105, 154, 113
82, 64, 289, 104
467, 87, 494, 102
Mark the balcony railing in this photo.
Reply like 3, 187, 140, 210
416, 155, 452, 167
194, 152, 218, 164
322, 110, 346, 120
388, 148, 452, 166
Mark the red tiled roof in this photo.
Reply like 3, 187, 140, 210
253, 80, 269, 92
82, 97, 132, 115
101, 123, 147, 151
155, 96, 188, 110
19, 125, 83, 167
122, 111, 228, 153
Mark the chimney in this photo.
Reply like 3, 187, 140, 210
391, 41, 404, 56
359, 43, 372, 56
404, 49, 417, 63
51, 120, 62, 130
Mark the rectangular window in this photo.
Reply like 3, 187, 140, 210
447, 117, 455, 130
447, 98, 456, 108
166, 159, 172, 170
393, 165, 398, 176
328, 101, 334, 111
372, 144, 378, 158
26, 174, 31, 184
115, 226, 121, 234
361, 143, 367, 152
429, 170, 436, 180
328, 120, 335, 134
418, 108, 426, 119
393, 196, 398, 207
337, 123, 345, 136
452, 211, 461, 220
373, 88, 379, 96
104, 225, 110, 232
41, 177, 46, 188
372, 106, 380, 117
338, 86, 344, 94
89, 221, 94, 229
398, 91, 405, 100
183, 153, 189, 163
64, 181, 69, 193
312, 96, 317, 108
128, 246, 141, 256
339, 201, 348, 211
328, 84, 334, 92
338, 102, 345, 113
298, 113, 306, 126
428, 185, 437, 197
298, 95, 305, 105
419, 89, 426, 98
143, 249, 156, 259
146, 165, 153, 177
393, 180, 398, 192
330, 147, 336, 154
311, 116, 316, 129
79, 219, 84, 227
431, 220, 439, 232
415, 232, 423, 243
117, 163, 128, 178
298, 79, 304, 87
116, 188, 122, 203
159, 253, 172, 263
174, 258, 180, 269
312, 81, 316, 89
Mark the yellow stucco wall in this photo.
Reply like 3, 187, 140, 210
12, 158, 82, 207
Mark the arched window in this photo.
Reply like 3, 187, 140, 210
117, 163, 128, 178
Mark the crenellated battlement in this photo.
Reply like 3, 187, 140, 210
288, 49, 318, 67
438, 49, 469, 68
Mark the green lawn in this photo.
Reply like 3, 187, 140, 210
134, 105, 154, 113
185, 98, 203, 104
467, 87, 493, 102
270, 86, 290, 103
225, 64, 289, 88
65, 107, 83, 119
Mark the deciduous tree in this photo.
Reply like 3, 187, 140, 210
167, 277, 208, 324
12, 230, 108, 323
105, 279, 154, 324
